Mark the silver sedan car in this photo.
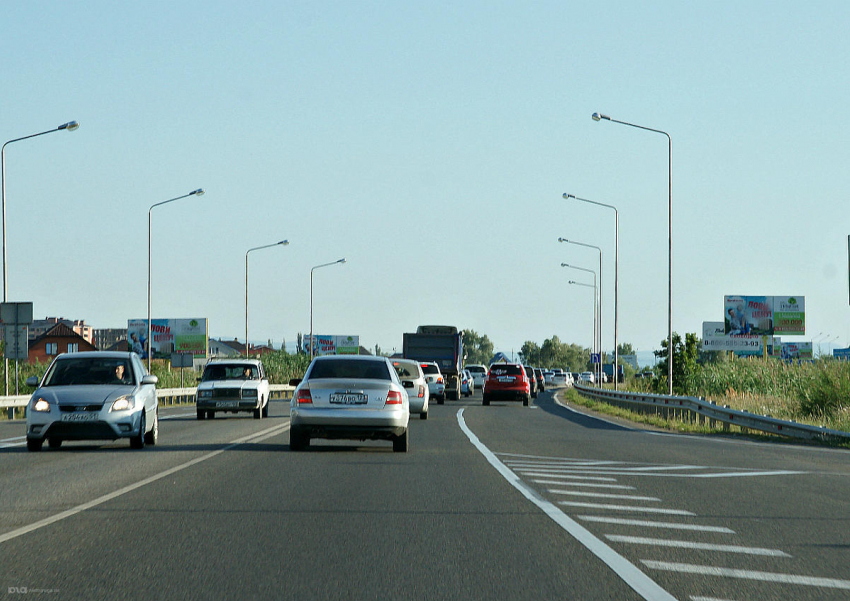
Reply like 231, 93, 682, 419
289, 355, 410, 452
391, 358, 429, 420
25, 351, 159, 451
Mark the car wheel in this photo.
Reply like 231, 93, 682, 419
27, 438, 43, 452
253, 406, 262, 419
130, 411, 146, 449
290, 428, 308, 451
483, 395, 490, 406
261, 397, 270, 418
420, 410, 428, 420
144, 409, 158, 445
522, 395, 530, 407
47, 437, 62, 449
197, 409, 205, 420
437, 395, 444, 405
393, 429, 409, 453
207, 410, 215, 419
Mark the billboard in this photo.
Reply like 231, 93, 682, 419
128, 319, 209, 359
834, 347, 850, 360
305, 335, 360, 356
780, 342, 813, 361
724, 296, 805, 336
702, 321, 763, 352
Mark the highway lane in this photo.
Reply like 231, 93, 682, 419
1, 389, 849, 600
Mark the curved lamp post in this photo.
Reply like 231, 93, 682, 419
2, 120, 79, 395
568, 279, 599, 383
559, 237, 603, 385
564, 193, 619, 389
147, 188, 204, 370
562, 263, 598, 383
246, 240, 289, 357
592, 111, 672, 394
310, 258, 346, 359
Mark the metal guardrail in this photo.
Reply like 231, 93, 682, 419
572, 383, 850, 443
2, 384, 296, 418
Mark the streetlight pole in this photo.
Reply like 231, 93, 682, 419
562, 263, 598, 381
568, 279, 598, 382
147, 188, 204, 371
592, 112, 672, 394
310, 258, 346, 360
559, 237, 603, 385
2, 120, 79, 395
564, 193, 619, 389
246, 240, 289, 357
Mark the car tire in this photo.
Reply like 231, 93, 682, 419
130, 411, 146, 449
290, 428, 308, 451
522, 395, 530, 407
420, 410, 428, 420
437, 395, 444, 405
26, 438, 43, 452
144, 409, 158, 445
197, 409, 205, 420
48, 437, 62, 449
482, 395, 490, 406
253, 405, 262, 419
207, 410, 215, 419
393, 429, 409, 453
261, 397, 270, 418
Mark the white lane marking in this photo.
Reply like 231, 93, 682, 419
606, 535, 791, 557
1, 435, 26, 443
1, 435, 26, 448
558, 501, 695, 516
0, 421, 290, 545
456, 408, 677, 601
578, 516, 735, 534
642, 561, 850, 590
160, 412, 197, 420
532, 480, 636, 490
520, 468, 805, 479
510, 462, 702, 472
549, 490, 661, 502
516, 471, 619, 482
505, 460, 621, 467
690, 597, 737, 601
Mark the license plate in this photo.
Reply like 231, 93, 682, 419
61, 413, 98, 422
498, 376, 515, 382
329, 393, 367, 405
216, 401, 238, 408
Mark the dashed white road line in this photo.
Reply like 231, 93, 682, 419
606, 535, 791, 557
549, 490, 661, 502
642, 561, 850, 590
559, 501, 695, 516
578, 516, 735, 534
516, 471, 620, 482
532, 480, 636, 490
457, 408, 677, 601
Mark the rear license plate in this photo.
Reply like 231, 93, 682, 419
498, 376, 515, 382
61, 413, 98, 422
329, 393, 367, 405
216, 401, 238, 408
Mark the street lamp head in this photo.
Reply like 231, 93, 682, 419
562, 193, 575, 200
560, 263, 569, 267
278, 240, 289, 246
568, 280, 577, 285
591, 113, 610, 122
338, 258, 347, 264
59, 121, 80, 132
558, 237, 568, 243
190, 188, 205, 196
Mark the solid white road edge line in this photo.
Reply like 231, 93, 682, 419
0, 421, 291, 546
456, 408, 677, 601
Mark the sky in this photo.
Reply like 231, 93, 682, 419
2, 1, 849, 360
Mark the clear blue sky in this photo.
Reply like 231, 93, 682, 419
3, 1, 849, 358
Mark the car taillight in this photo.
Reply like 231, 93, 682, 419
296, 388, 313, 404
437, 377, 443, 384
386, 390, 403, 405
418, 385, 425, 398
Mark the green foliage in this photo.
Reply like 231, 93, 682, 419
518, 335, 591, 370
653, 332, 700, 394
462, 329, 494, 366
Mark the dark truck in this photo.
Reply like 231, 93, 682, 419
602, 363, 625, 384
402, 326, 464, 400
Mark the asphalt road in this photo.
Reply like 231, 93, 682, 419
1, 387, 849, 601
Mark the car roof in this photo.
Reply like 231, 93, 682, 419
206, 358, 262, 366
54, 351, 135, 360
313, 355, 387, 362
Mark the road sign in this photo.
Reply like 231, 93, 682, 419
0, 302, 33, 326
3, 325, 28, 360
591, 353, 600, 364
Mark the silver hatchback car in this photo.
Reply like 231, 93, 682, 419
25, 351, 159, 451
289, 355, 410, 452
391, 358, 429, 420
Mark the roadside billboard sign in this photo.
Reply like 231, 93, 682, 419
702, 321, 763, 352
305, 335, 360, 356
724, 296, 805, 336
834, 347, 850, 360
781, 342, 813, 360
128, 318, 208, 359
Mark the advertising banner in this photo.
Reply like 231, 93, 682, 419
724, 296, 805, 336
128, 319, 208, 359
780, 342, 813, 361
305, 335, 360, 356
702, 321, 763, 352
834, 347, 850, 360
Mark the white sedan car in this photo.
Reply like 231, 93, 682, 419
465, 364, 488, 389
392, 358, 429, 420
196, 359, 271, 420
290, 355, 410, 452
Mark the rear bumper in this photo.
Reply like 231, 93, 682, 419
482, 388, 528, 401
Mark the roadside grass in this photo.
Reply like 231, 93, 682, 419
560, 387, 850, 449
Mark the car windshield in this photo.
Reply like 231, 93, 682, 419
489, 364, 523, 376
309, 359, 391, 380
420, 364, 440, 375
43, 357, 134, 386
392, 361, 420, 378
202, 364, 257, 381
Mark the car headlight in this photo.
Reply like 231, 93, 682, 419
242, 388, 258, 399
111, 396, 136, 412
198, 390, 213, 398
32, 398, 51, 412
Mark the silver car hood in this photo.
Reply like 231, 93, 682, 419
36, 385, 137, 405
197, 381, 257, 391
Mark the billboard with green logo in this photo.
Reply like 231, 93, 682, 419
724, 296, 805, 336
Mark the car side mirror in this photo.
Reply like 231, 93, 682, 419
142, 374, 158, 386
26, 376, 40, 387
289, 378, 302, 387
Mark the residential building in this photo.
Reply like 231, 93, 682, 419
28, 323, 97, 364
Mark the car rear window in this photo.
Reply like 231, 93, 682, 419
392, 361, 421, 378
488, 364, 523, 376
466, 366, 486, 374
308, 359, 391, 381
420, 364, 440, 375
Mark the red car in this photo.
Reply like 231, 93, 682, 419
482, 363, 530, 406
